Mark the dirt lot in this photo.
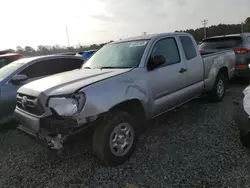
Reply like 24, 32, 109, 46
0, 79, 250, 188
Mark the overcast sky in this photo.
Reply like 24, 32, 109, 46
0, 0, 249, 49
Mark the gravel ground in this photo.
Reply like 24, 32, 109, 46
1, 80, 250, 188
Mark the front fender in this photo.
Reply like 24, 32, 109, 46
75, 71, 151, 123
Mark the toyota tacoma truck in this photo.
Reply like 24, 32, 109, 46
14, 32, 236, 166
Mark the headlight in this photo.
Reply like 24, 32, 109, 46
48, 92, 86, 117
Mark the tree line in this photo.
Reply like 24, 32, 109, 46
6, 17, 250, 56
177, 17, 250, 42
9, 42, 113, 57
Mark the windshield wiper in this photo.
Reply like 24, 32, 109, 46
82, 67, 91, 69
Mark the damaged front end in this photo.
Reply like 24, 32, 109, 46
15, 91, 99, 151
17, 112, 99, 151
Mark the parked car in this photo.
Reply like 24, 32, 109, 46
0, 55, 84, 124
57, 52, 77, 56
233, 85, 250, 147
199, 33, 250, 77
76, 49, 97, 60
0, 53, 23, 69
15, 32, 235, 166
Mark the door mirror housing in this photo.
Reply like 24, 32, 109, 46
10, 74, 28, 85
147, 55, 166, 70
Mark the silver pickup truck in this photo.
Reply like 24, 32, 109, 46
14, 32, 236, 166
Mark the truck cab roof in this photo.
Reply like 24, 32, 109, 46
112, 32, 191, 44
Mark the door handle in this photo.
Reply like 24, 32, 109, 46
179, 68, 187, 73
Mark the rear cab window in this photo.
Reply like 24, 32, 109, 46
200, 36, 243, 50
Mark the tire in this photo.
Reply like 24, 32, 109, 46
207, 73, 228, 102
92, 111, 138, 166
240, 130, 250, 148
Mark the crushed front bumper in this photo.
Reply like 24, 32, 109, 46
14, 108, 94, 151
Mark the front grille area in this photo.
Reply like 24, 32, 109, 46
16, 93, 45, 116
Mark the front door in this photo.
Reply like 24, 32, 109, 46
147, 37, 188, 116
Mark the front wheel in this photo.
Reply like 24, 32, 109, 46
92, 111, 138, 166
207, 73, 227, 102
240, 130, 250, 148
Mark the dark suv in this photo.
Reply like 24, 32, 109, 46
199, 33, 250, 77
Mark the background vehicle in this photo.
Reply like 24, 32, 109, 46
233, 86, 250, 148
0, 53, 23, 69
0, 55, 84, 124
15, 32, 235, 166
76, 49, 97, 60
56, 52, 77, 56
199, 33, 250, 77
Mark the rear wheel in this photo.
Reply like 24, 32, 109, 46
92, 111, 138, 166
207, 73, 227, 102
240, 130, 250, 148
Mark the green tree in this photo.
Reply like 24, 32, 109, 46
24, 46, 35, 52
245, 17, 250, 32
16, 46, 24, 53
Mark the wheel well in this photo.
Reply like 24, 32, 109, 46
218, 67, 228, 79
110, 99, 146, 122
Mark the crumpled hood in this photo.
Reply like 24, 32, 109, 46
18, 68, 131, 96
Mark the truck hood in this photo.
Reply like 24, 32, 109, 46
18, 68, 132, 96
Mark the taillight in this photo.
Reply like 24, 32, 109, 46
199, 50, 205, 55
236, 64, 248, 68
234, 48, 250, 54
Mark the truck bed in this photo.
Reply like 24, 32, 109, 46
202, 50, 236, 90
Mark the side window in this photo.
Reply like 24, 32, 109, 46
48, 58, 83, 73
19, 60, 54, 78
151, 38, 180, 65
62, 58, 84, 70
20, 58, 84, 79
180, 36, 197, 60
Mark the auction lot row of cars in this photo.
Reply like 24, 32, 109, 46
1, 32, 250, 166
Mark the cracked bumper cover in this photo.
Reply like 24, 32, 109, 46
14, 108, 97, 150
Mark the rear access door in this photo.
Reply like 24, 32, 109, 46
178, 34, 205, 98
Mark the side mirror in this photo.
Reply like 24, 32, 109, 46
10, 74, 28, 85
147, 55, 166, 70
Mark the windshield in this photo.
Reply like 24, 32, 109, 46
0, 62, 24, 81
82, 40, 149, 69
200, 36, 243, 50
